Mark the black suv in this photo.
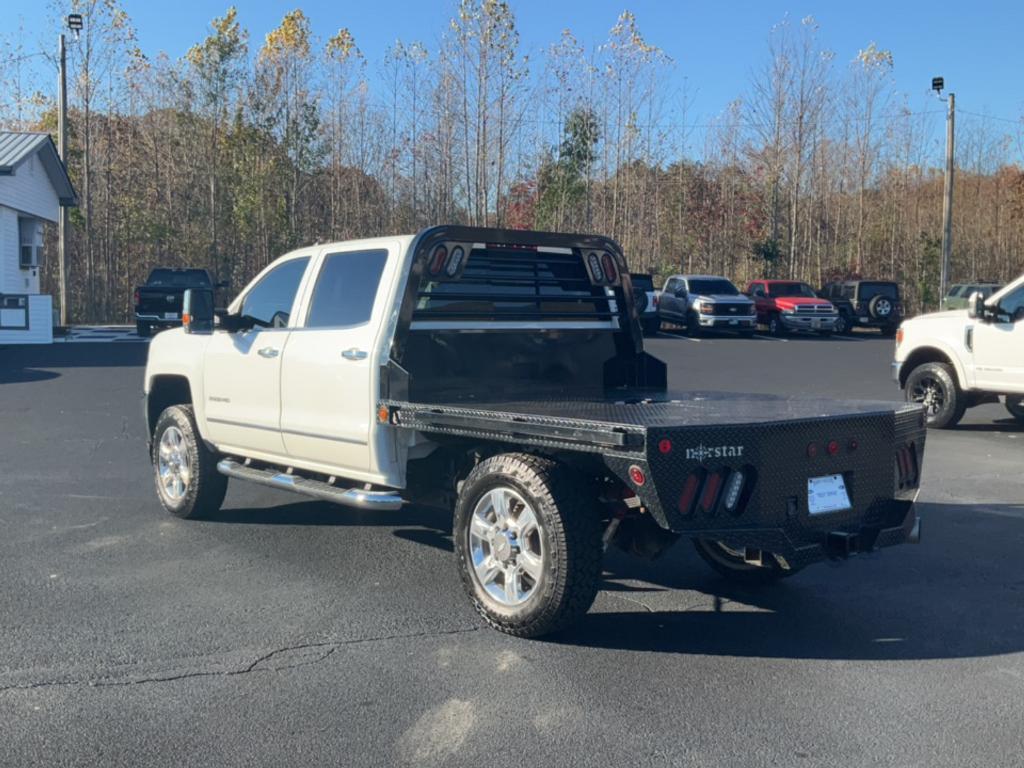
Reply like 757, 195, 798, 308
820, 280, 902, 336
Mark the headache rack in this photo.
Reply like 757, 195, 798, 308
410, 245, 622, 325
383, 226, 667, 402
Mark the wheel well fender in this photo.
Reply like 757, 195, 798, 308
899, 345, 965, 389
147, 375, 193, 437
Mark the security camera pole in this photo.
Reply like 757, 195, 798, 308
932, 76, 954, 302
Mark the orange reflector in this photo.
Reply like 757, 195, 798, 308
377, 405, 390, 423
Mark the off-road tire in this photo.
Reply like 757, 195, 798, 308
833, 313, 850, 335
1006, 396, 1024, 422
454, 453, 602, 637
136, 321, 151, 338
693, 539, 799, 584
905, 362, 966, 429
880, 324, 898, 338
152, 405, 228, 519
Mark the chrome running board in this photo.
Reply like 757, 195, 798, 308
216, 459, 404, 511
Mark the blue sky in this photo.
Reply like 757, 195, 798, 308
8, 0, 1024, 145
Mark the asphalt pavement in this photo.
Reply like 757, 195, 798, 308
1, 331, 1023, 767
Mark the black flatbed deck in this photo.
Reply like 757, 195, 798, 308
384, 390, 922, 454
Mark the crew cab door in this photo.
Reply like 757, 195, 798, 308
203, 256, 311, 457
279, 245, 395, 476
971, 283, 1024, 391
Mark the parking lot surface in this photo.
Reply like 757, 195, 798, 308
2, 333, 1023, 767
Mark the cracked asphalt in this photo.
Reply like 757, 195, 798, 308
2, 333, 1023, 767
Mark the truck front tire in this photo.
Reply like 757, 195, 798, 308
152, 405, 228, 519
454, 453, 602, 637
905, 362, 965, 429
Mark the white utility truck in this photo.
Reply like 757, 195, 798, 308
144, 226, 925, 637
894, 273, 1024, 428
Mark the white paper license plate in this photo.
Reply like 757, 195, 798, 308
859, 316, 869, 322
807, 474, 851, 515
164, 312, 179, 320
812, 319, 821, 328
729, 319, 738, 325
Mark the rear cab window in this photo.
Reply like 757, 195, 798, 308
306, 250, 389, 328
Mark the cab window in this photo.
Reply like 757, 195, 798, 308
306, 250, 388, 328
996, 284, 1024, 322
240, 257, 310, 328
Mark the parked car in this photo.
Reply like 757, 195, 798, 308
134, 268, 226, 337
747, 280, 838, 337
895, 274, 1024, 428
819, 280, 902, 336
657, 274, 757, 336
941, 282, 1000, 311
142, 225, 925, 637
629, 272, 660, 335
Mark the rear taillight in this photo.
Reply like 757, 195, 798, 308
428, 245, 448, 275
699, 471, 724, 514
133, 288, 140, 305
678, 470, 703, 516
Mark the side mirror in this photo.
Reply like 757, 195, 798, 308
674, 287, 688, 298
183, 288, 215, 334
966, 291, 985, 320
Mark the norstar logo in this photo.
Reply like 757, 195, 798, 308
686, 444, 745, 461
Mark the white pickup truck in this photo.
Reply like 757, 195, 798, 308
144, 226, 925, 637
894, 273, 1024, 428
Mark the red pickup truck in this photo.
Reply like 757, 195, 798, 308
747, 280, 839, 337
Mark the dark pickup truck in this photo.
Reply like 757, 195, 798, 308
134, 268, 223, 337
145, 226, 925, 637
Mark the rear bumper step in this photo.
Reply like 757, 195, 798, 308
216, 459, 404, 511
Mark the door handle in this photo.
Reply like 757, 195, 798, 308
257, 346, 279, 358
341, 348, 368, 360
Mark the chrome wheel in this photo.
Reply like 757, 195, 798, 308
157, 426, 192, 501
910, 376, 945, 417
468, 487, 544, 607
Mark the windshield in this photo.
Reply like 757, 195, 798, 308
688, 278, 739, 296
147, 269, 211, 288
859, 282, 899, 299
630, 274, 654, 291
768, 282, 816, 298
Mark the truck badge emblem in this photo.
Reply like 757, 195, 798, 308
686, 444, 745, 461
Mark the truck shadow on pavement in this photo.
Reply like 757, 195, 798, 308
206, 499, 455, 552
552, 500, 1024, 661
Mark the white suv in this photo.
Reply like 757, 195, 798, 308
894, 274, 1024, 428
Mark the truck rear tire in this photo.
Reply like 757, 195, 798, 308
136, 321, 151, 338
905, 362, 965, 429
693, 540, 796, 584
454, 453, 602, 637
152, 404, 227, 519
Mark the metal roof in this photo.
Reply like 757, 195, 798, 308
0, 131, 78, 206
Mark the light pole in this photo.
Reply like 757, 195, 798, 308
932, 76, 954, 303
57, 13, 82, 328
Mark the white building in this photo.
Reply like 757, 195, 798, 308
0, 131, 77, 344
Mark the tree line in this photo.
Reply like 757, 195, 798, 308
1, 2, 1023, 323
